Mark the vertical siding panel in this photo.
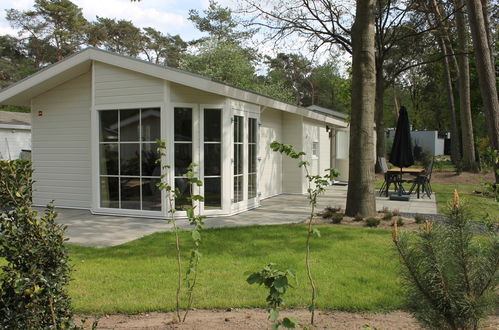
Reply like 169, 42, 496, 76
31, 72, 91, 208
281, 113, 304, 193
259, 109, 282, 198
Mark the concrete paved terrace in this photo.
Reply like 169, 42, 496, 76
48, 185, 437, 247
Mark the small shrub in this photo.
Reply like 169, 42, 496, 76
414, 214, 425, 224
354, 214, 364, 222
391, 217, 404, 226
392, 191, 499, 329
365, 217, 380, 227
392, 208, 401, 217
0, 159, 32, 209
331, 213, 344, 224
383, 211, 393, 221
0, 160, 75, 329
321, 206, 340, 218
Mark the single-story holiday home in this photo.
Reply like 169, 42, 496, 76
0, 110, 31, 160
0, 48, 349, 218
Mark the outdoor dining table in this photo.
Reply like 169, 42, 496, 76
384, 167, 425, 197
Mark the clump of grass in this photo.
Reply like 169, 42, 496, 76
391, 217, 404, 226
353, 214, 364, 222
414, 214, 425, 224
331, 213, 344, 224
383, 211, 393, 221
392, 209, 401, 217
365, 217, 381, 227
321, 206, 341, 219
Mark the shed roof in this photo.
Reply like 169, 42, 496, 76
0, 110, 31, 126
0, 48, 347, 128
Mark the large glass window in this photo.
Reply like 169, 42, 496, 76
99, 108, 161, 211
233, 115, 244, 203
248, 118, 257, 199
174, 107, 192, 210
204, 108, 222, 209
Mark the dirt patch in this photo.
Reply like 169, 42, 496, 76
77, 309, 498, 329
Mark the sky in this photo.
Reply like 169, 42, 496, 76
0, 0, 223, 42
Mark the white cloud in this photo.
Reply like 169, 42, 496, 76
72, 0, 186, 34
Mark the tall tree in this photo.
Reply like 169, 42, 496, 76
466, 0, 499, 183
141, 27, 187, 68
345, 0, 377, 217
33, 0, 88, 60
88, 17, 143, 56
454, 0, 477, 171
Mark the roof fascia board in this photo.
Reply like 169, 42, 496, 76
0, 51, 92, 105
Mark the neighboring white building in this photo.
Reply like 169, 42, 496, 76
0, 48, 349, 218
0, 110, 31, 160
387, 129, 447, 156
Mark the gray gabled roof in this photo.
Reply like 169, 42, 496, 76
307, 105, 348, 120
0, 47, 348, 127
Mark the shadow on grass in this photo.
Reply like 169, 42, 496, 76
68, 224, 390, 261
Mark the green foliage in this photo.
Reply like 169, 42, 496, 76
414, 214, 425, 224
479, 148, 499, 202
365, 217, 380, 227
354, 215, 364, 222
0, 160, 75, 328
331, 213, 344, 224
247, 263, 298, 329
391, 217, 404, 226
392, 192, 498, 329
0, 159, 33, 209
320, 206, 341, 219
156, 140, 205, 323
382, 211, 393, 221
270, 141, 339, 325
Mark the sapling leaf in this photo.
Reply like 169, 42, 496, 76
246, 273, 262, 285
191, 230, 200, 241
281, 317, 298, 328
274, 276, 288, 293
269, 308, 280, 321
313, 228, 321, 238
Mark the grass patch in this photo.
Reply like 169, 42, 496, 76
68, 225, 402, 314
432, 183, 498, 222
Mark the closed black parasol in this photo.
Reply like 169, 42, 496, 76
389, 106, 414, 199
390, 106, 414, 168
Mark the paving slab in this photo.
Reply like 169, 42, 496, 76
44, 185, 437, 247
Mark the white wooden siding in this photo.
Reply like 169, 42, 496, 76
319, 125, 331, 174
281, 112, 304, 193
0, 127, 31, 160
259, 108, 282, 199
31, 72, 91, 208
94, 62, 163, 106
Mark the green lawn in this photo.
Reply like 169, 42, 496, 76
432, 183, 498, 222
68, 225, 403, 314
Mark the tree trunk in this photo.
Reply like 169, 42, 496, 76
455, 0, 477, 171
375, 59, 386, 172
439, 38, 462, 164
345, 0, 377, 218
466, 0, 499, 183
480, 0, 494, 66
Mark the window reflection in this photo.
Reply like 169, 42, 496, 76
99, 108, 161, 211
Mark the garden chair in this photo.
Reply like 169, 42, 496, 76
378, 157, 399, 197
408, 157, 434, 198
